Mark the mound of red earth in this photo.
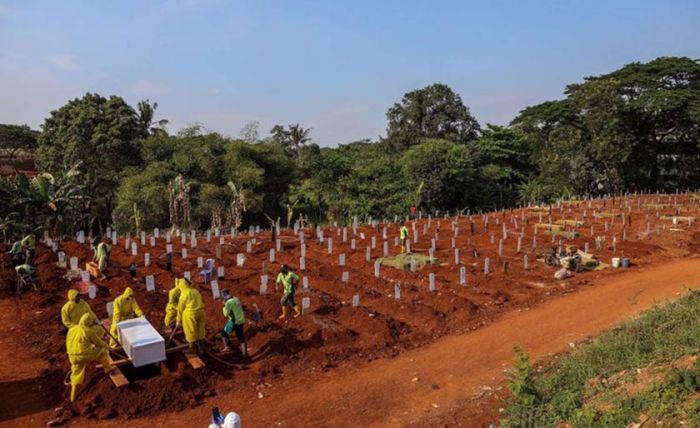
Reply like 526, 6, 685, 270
2, 193, 699, 420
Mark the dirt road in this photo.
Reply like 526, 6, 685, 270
76, 256, 698, 427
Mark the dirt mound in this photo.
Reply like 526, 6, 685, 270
68, 357, 215, 419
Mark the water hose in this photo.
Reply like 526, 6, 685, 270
203, 347, 243, 368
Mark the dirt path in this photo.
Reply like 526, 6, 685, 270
68, 256, 697, 428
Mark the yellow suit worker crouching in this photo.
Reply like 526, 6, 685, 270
164, 279, 185, 329
66, 313, 113, 401
177, 278, 206, 352
109, 287, 143, 348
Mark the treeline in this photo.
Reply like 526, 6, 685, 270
0, 56, 698, 239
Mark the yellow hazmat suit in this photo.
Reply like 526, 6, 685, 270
164, 279, 185, 328
61, 289, 97, 329
66, 313, 113, 401
109, 287, 143, 348
177, 280, 206, 344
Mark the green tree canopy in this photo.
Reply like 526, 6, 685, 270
0, 124, 39, 163
386, 83, 480, 151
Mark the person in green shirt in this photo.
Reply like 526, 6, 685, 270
8, 240, 23, 266
220, 290, 248, 357
93, 239, 111, 275
400, 224, 409, 253
21, 233, 35, 264
275, 264, 300, 319
15, 263, 37, 294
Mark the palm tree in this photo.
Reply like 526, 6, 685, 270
287, 124, 311, 163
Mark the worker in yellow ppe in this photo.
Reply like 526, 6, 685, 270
275, 264, 300, 319
177, 277, 206, 353
109, 287, 143, 348
400, 224, 409, 253
61, 289, 98, 332
66, 313, 114, 401
164, 278, 186, 331
93, 239, 111, 276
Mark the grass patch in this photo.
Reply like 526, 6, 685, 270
377, 253, 435, 270
534, 223, 564, 231
543, 229, 579, 239
554, 219, 584, 227
594, 212, 623, 219
501, 290, 700, 427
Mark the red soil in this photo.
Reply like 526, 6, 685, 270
0, 193, 699, 425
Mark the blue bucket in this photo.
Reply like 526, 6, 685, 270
621, 257, 630, 268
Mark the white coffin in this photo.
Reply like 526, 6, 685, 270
116, 318, 166, 367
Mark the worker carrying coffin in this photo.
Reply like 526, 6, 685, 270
164, 278, 186, 331
177, 277, 207, 353
109, 287, 144, 348
66, 313, 114, 401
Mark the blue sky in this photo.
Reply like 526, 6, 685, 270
1, 0, 699, 146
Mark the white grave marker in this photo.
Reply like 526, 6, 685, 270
210, 280, 220, 299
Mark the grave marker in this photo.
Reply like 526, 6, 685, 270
210, 280, 220, 299
260, 275, 268, 294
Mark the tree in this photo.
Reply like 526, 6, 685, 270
239, 121, 260, 143
386, 83, 480, 151
0, 124, 39, 166
474, 125, 535, 208
513, 56, 700, 194
268, 123, 313, 163
37, 93, 147, 232
137, 99, 169, 136
399, 139, 478, 212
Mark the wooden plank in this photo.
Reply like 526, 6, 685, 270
172, 338, 205, 369
184, 351, 205, 369
107, 356, 130, 387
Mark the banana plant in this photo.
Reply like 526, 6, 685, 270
131, 202, 143, 234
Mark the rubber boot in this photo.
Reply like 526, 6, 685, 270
278, 306, 288, 319
70, 384, 77, 402
196, 341, 205, 355
221, 336, 231, 352
240, 343, 248, 358
293, 305, 301, 318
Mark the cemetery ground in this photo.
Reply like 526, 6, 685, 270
1, 193, 699, 427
